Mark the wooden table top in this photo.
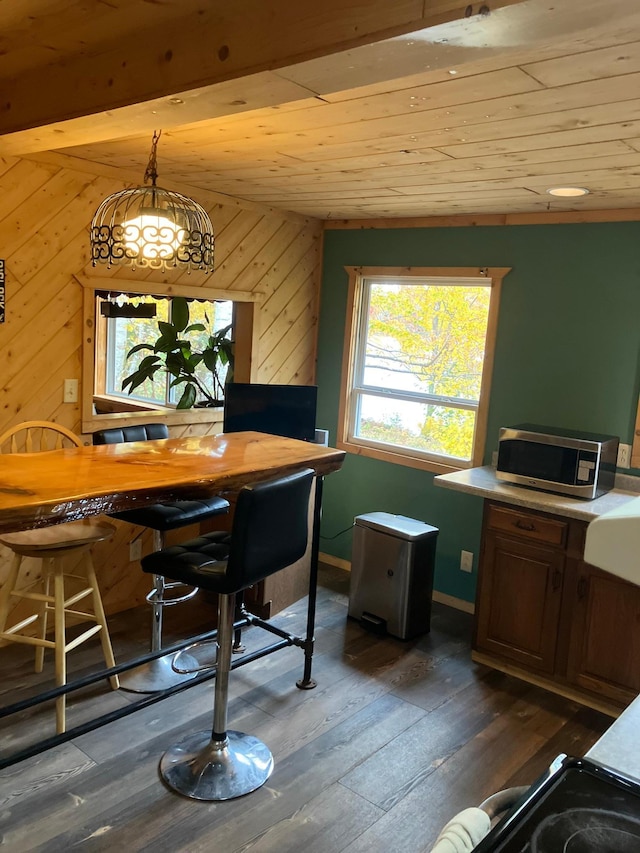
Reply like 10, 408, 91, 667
0, 431, 345, 534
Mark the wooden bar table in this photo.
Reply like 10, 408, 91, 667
0, 431, 345, 767
0, 431, 345, 533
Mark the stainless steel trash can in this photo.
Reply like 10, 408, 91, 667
348, 512, 438, 640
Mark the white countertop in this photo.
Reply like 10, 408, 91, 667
587, 693, 640, 781
434, 466, 640, 521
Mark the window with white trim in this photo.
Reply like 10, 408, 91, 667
338, 266, 509, 474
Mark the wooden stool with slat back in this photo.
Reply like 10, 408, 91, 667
0, 421, 119, 734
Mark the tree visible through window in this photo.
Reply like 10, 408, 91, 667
339, 267, 508, 473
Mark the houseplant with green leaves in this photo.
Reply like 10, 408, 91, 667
122, 296, 233, 409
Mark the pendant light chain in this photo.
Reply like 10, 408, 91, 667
144, 130, 161, 186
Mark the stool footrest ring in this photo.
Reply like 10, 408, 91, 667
170, 611, 291, 674
145, 582, 199, 608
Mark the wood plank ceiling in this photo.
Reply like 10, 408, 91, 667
3, 0, 640, 220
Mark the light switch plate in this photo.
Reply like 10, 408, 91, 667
63, 378, 78, 403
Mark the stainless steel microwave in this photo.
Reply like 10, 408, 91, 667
496, 424, 619, 500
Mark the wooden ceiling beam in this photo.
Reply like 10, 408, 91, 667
0, 0, 526, 154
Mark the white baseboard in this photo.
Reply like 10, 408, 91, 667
319, 552, 475, 614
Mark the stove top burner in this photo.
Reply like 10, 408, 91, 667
473, 756, 640, 852
532, 807, 640, 852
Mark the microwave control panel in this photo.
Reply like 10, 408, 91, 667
576, 450, 598, 483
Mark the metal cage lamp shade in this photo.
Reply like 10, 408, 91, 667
90, 131, 215, 273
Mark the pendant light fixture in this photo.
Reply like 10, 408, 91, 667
90, 130, 215, 273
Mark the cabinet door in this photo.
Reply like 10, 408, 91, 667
475, 532, 565, 674
566, 563, 640, 706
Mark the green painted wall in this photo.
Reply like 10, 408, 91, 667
316, 222, 640, 603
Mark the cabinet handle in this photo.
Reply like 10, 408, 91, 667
514, 519, 536, 531
552, 570, 562, 590
577, 576, 587, 600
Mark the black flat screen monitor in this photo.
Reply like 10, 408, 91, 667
223, 383, 318, 442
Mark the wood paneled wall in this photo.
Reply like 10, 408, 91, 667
0, 153, 322, 618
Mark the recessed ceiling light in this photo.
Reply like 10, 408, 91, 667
448, 69, 458, 75
546, 186, 590, 197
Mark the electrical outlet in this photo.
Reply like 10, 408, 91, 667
617, 443, 631, 469
63, 378, 78, 403
129, 538, 142, 562
460, 550, 473, 573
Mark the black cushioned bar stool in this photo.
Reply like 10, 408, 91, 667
92, 423, 230, 692
141, 467, 314, 800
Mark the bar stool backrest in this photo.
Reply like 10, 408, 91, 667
92, 423, 169, 445
226, 468, 314, 593
0, 420, 82, 454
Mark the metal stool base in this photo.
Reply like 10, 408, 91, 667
119, 653, 197, 694
172, 639, 217, 674
160, 730, 274, 801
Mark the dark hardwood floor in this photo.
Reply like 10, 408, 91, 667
0, 566, 612, 852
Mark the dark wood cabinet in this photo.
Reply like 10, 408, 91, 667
474, 500, 640, 713
565, 562, 640, 706
476, 531, 564, 674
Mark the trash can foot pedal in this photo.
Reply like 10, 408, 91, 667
360, 612, 387, 635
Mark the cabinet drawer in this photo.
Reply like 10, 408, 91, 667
487, 504, 567, 547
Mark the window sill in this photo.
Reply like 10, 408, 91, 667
337, 438, 470, 475
83, 399, 223, 435
92, 395, 167, 415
